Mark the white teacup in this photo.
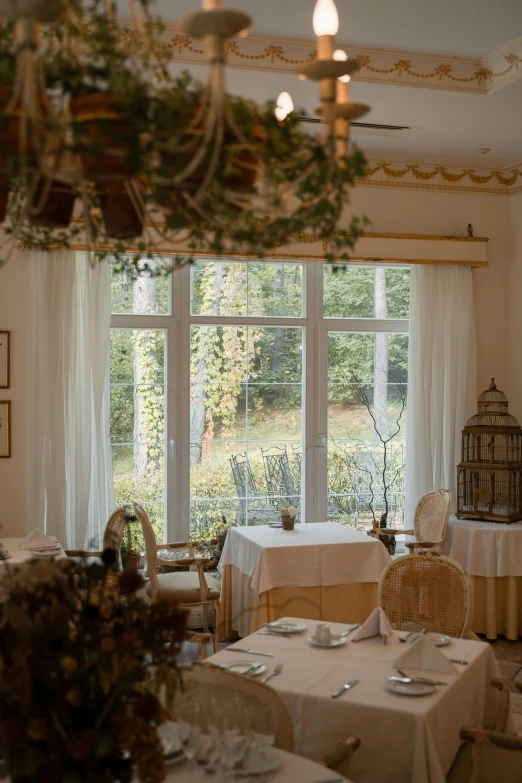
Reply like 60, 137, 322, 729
313, 623, 325, 642
319, 625, 332, 645
0, 544, 9, 559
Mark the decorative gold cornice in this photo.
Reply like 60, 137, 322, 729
361, 158, 522, 195
111, 19, 522, 95
365, 161, 522, 186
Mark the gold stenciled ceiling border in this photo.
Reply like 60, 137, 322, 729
113, 20, 522, 95
361, 159, 522, 195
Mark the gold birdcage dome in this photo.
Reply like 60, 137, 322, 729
457, 378, 522, 524
465, 379, 520, 428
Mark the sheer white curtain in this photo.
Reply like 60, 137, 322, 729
404, 265, 477, 522
26, 251, 115, 549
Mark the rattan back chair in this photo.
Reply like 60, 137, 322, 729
370, 489, 451, 554
407, 489, 451, 554
377, 552, 474, 637
66, 505, 141, 562
183, 663, 294, 752
447, 680, 522, 783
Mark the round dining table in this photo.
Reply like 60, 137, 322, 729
445, 515, 522, 639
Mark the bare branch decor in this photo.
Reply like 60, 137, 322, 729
348, 371, 407, 555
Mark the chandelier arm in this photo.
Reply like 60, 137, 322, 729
27, 170, 53, 217
191, 110, 224, 207
128, 0, 169, 86
188, 63, 226, 206
171, 102, 218, 186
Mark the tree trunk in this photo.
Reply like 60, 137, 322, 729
133, 268, 157, 478
269, 266, 285, 373
190, 263, 224, 464
374, 268, 390, 443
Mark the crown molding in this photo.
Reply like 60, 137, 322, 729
362, 158, 522, 195
115, 18, 522, 95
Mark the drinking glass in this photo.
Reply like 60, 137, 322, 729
176, 697, 203, 776
242, 702, 277, 783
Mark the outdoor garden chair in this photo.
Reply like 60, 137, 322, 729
378, 552, 478, 639
230, 452, 277, 524
261, 445, 301, 515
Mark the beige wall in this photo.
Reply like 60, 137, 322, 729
0, 252, 30, 536
508, 191, 522, 414
0, 188, 518, 536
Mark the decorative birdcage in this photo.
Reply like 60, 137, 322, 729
457, 378, 522, 523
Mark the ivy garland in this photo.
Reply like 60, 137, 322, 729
0, 0, 369, 276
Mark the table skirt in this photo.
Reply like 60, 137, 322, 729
470, 575, 522, 640
219, 565, 379, 639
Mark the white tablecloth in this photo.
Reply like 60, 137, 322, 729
149, 749, 351, 783
445, 516, 522, 577
0, 749, 351, 783
219, 523, 391, 597
0, 536, 65, 570
206, 617, 503, 783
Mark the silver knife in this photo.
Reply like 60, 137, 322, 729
228, 647, 275, 657
449, 658, 468, 666
331, 678, 359, 698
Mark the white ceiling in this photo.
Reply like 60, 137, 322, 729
155, 0, 522, 59
171, 60, 522, 168
142, 1, 522, 167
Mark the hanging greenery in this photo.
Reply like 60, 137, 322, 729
0, 0, 368, 276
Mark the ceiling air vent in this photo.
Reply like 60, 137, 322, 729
298, 117, 417, 139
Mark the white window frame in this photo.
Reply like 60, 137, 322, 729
110, 259, 409, 542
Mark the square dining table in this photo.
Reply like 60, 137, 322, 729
218, 522, 391, 638
205, 617, 504, 783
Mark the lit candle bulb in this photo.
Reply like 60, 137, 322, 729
333, 49, 350, 103
313, 0, 339, 59
313, 0, 339, 36
275, 91, 294, 121
203, 0, 223, 9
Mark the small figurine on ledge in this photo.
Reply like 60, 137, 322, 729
467, 223, 474, 236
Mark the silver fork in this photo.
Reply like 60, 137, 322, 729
261, 664, 283, 684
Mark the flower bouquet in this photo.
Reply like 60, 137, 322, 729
0, 552, 186, 783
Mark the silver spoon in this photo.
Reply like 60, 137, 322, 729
392, 669, 447, 686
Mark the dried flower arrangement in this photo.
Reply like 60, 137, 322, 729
0, 552, 186, 783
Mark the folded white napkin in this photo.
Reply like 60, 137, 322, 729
392, 634, 458, 674
19, 528, 59, 550
351, 607, 396, 644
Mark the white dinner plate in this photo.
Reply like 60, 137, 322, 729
238, 746, 281, 776
219, 660, 267, 676
386, 678, 435, 697
264, 621, 307, 634
308, 635, 347, 649
430, 633, 451, 647
29, 548, 61, 557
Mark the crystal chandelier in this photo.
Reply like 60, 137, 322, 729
0, 0, 370, 276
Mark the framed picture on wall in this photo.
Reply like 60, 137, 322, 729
0, 331, 9, 389
0, 401, 10, 458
